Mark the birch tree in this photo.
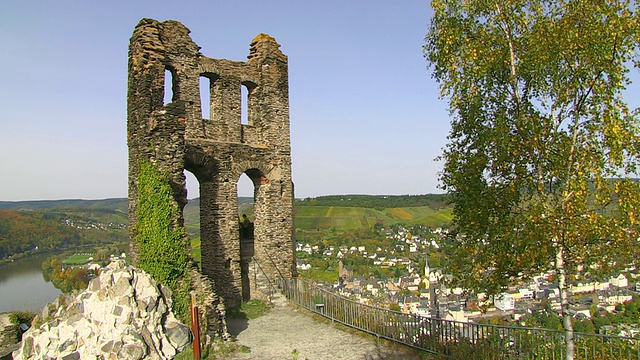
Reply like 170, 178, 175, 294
425, 1, 640, 358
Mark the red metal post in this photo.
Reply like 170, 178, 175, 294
190, 294, 201, 360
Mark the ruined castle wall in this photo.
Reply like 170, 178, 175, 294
128, 19, 295, 309
127, 19, 198, 263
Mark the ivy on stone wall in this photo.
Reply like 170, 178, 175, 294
134, 160, 191, 321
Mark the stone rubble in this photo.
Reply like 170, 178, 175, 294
13, 260, 191, 360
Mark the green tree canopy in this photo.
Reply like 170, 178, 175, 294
425, 0, 640, 358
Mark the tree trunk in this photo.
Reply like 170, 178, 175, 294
556, 244, 574, 360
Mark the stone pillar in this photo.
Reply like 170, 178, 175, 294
200, 177, 242, 308
211, 75, 242, 142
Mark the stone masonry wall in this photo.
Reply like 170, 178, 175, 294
127, 19, 295, 309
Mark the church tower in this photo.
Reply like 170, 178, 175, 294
424, 253, 430, 280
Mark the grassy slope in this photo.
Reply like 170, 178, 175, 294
294, 205, 452, 231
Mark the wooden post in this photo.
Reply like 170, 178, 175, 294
190, 293, 201, 360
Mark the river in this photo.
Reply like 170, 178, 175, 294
0, 253, 61, 313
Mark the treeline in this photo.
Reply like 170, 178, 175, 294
0, 210, 83, 260
41, 257, 94, 293
0, 198, 128, 211
295, 194, 449, 209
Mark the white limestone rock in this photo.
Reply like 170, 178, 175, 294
13, 260, 191, 360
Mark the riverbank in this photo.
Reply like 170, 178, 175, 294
0, 242, 128, 268
0, 247, 68, 268
0, 250, 42, 268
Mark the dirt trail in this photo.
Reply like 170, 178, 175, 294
227, 296, 417, 360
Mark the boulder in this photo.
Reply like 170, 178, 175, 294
13, 260, 191, 360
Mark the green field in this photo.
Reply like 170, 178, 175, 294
191, 238, 202, 264
61, 253, 94, 265
294, 205, 452, 231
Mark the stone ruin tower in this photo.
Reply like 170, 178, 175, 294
127, 18, 296, 308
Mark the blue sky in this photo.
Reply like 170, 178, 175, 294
0, 1, 449, 200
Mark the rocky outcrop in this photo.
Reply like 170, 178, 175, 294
13, 260, 191, 360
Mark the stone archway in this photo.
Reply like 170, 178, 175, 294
126, 18, 296, 308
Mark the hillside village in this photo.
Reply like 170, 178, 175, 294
63, 218, 126, 231
296, 225, 640, 337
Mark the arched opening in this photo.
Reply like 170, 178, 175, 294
237, 172, 256, 301
237, 173, 254, 240
184, 170, 201, 267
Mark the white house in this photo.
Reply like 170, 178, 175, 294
302, 244, 313, 254
296, 260, 311, 271
519, 288, 534, 300
494, 293, 515, 311
610, 274, 629, 288
569, 281, 610, 294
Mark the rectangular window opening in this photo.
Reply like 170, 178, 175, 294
241, 85, 249, 125
164, 69, 173, 105
200, 76, 211, 120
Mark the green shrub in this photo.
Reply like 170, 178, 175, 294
8, 311, 34, 327
8, 311, 35, 342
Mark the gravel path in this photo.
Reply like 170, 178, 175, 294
227, 296, 417, 360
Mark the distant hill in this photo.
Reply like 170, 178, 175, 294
0, 198, 128, 211
0, 197, 255, 244
0, 210, 84, 260
0, 197, 254, 212
0, 195, 452, 259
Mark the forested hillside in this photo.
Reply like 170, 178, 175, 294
0, 210, 83, 260
0, 199, 131, 261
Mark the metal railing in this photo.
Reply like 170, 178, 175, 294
275, 277, 640, 360
251, 256, 275, 301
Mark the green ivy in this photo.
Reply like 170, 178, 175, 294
134, 160, 191, 322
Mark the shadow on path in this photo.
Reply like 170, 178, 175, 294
227, 316, 248, 336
